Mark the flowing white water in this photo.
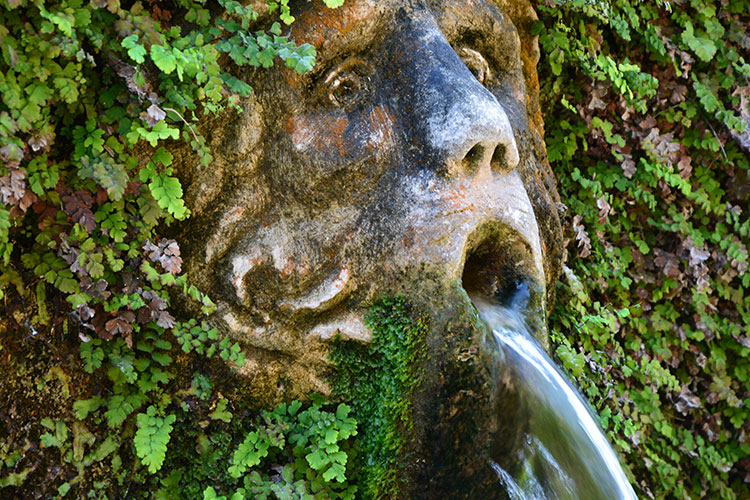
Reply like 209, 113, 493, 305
474, 298, 638, 500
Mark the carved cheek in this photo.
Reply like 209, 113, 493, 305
283, 107, 397, 193
363, 106, 396, 151
286, 108, 395, 157
286, 114, 353, 158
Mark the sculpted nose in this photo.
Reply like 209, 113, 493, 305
434, 87, 520, 176
394, 18, 520, 176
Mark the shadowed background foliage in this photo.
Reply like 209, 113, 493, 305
536, 0, 750, 498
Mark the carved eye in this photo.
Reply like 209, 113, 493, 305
321, 57, 371, 108
458, 47, 492, 85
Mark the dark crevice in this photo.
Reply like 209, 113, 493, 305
462, 143, 485, 172
490, 144, 507, 171
461, 229, 531, 310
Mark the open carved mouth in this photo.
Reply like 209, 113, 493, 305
460, 222, 540, 313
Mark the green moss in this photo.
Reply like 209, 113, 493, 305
329, 296, 428, 499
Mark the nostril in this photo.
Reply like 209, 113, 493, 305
462, 144, 485, 172
490, 144, 507, 171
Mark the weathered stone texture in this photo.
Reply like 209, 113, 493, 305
175, 0, 564, 494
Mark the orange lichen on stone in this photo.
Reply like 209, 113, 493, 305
219, 205, 246, 228
280, 257, 296, 278
283, 1, 377, 87
364, 106, 395, 150
290, 1, 376, 47
286, 114, 351, 155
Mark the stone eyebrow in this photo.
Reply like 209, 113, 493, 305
432, 2, 521, 73
289, 3, 386, 84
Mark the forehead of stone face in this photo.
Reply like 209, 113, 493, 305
281, 0, 525, 86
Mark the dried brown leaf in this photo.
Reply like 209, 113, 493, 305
670, 84, 688, 104
675, 385, 701, 415
149, 296, 167, 311
62, 189, 96, 232
105, 317, 133, 336
653, 248, 681, 278
639, 115, 657, 130
110, 57, 151, 101
160, 241, 182, 274
0, 168, 26, 205
596, 195, 611, 224
144, 104, 167, 127
677, 155, 693, 179
156, 310, 175, 329
143, 240, 160, 261
731, 86, 750, 153
572, 214, 592, 258
0, 143, 23, 167
28, 125, 54, 152
80, 277, 111, 300
143, 239, 182, 274
620, 155, 636, 178
137, 306, 154, 324
587, 87, 607, 111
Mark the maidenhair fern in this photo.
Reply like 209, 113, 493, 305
537, 0, 750, 497
134, 406, 177, 474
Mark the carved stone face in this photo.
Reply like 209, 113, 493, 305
180, 0, 562, 494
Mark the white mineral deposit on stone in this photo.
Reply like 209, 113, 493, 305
306, 312, 371, 343
426, 88, 519, 172
283, 264, 350, 311
230, 248, 263, 300
393, 171, 545, 290
222, 312, 267, 336
266, 223, 296, 275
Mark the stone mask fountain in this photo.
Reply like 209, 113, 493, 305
173, 0, 634, 497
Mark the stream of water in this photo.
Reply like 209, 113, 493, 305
473, 297, 638, 500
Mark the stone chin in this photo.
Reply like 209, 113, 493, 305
177, 0, 563, 438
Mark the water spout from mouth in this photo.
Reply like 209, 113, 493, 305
473, 297, 638, 500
